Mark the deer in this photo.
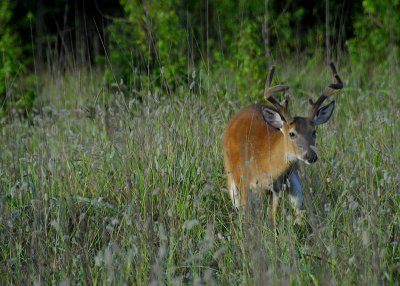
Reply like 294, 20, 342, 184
223, 62, 343, 225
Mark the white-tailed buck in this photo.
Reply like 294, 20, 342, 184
223, 62, 343, 224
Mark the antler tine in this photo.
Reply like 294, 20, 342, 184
309, 62, 344, 118
267, 65, 275, 87
264, 66, 292, 122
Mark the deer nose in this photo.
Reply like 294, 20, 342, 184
305, 153, 318, 164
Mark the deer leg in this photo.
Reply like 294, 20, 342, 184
228, 181, 240, 209
272, 191, 280, 226
272, 180, 283, 226
288, 170, 304, 225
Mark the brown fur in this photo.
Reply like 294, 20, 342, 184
223, 104, 296, 207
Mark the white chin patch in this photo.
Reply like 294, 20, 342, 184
285, 153, 299, 162
286, 153, 309, 163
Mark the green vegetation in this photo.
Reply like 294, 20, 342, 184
0, 0, 24, 115
1, 62, 399, 284
348, 0, 400, 66
0, 0, 399, 284
2, 0, 398, 115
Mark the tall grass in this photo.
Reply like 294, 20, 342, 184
0, 62, 399, 285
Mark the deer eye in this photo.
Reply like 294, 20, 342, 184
289, 131, 296, 138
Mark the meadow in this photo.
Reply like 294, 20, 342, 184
0, 60, 399, 285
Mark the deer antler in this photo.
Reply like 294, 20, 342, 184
309, 62, 344, 118
264, 66, 292, 123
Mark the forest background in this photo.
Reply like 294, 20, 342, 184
1, 0, 398, 111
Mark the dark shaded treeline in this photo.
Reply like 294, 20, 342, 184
10, 0, 361, 72
11, 0, 123, 71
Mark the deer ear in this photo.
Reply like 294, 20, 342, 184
314, 101, 335, 125
262, 107, 284, 129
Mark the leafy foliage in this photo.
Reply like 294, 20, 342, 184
0, 0, 24, 110
348, 0, 400, 66
108, 0, 187, 90
0, 0, 399, 110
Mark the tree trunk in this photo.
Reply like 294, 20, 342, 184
262, 0, 270, 65
35, 0, 45, 71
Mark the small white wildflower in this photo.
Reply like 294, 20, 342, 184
111, 218, 119, 226
362, 231, 370, 247
51, 220, 60, 232
95, 250, 103, 266
348, 256, 355, 265
183, 219, 199, 230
